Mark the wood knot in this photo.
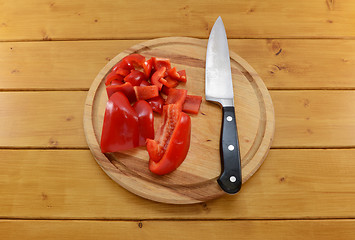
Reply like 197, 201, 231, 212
138, 222, 143, 228
66, 116, 74, 121
279, 177, 286, 183
49, 138, 59, 146
201, 202, 210, 213
11, 69, 20, 74
42, 192, 48, 200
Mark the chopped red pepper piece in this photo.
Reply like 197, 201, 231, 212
159, 76, 179, 88
112, 59, 134, 72
147, 105, 191, 175
122, 54, 146, 69
165, 88, 187, 111
152, 57, 171, 70
147, 95, 164, 114
134, 85, 159, 100
182, 95, 202, 114
105, 72, 124, 86
116, 68, 131, 77
143, 58, 153, 77
106, 82, 136, 103
177, 70, 187, 82
167, 67, 180, 80
110, 80, 124, 86
160, 86, 170, 96
124, 70, 147, 86
133, 100, 154, 146
151, 66, 166, 90
101, 92, 139, 153
140, 80, 151, 87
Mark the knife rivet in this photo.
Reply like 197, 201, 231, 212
226, 116, 233, 122
228, 145, 234, 151
230, 176, 237, 183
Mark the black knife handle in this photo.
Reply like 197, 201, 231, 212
217, 106, 242, 194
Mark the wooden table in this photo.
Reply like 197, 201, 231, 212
1, 1, 355, 239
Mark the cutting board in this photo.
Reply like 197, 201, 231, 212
83, 37, 275, 204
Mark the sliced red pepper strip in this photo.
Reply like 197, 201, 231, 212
143, 58, 153, 78
134, 85, 159, 100
159, 76, 179, 88
105, 72, 124, 86
177, 70, 187, 82
124, 70, 147, 86
165, 88, 187, 111
146, 104, 181, 162
182, 95, 202, 114
152, 57, 171, 70
101, 92, 139, 153
151, 66, 166, 90
133, 100, 154, 146
148, 111, 191, 175
106, 82, 136, 103
167, 67, 180, 80
147, 95, 164, 114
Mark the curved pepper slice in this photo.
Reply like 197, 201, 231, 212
101, 92, 139, 153
133, 100, 154, 146
106, 82, 136, 102
147, 107, 191, 175
165, 88, 187, 111
124, 70, 147, 86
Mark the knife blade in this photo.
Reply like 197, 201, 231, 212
205, 16, 242, 194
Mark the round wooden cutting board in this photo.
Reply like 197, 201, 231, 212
83, 37, 275, 204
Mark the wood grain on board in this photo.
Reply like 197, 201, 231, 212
0, 39, 355, 90
0, 0, 354, 41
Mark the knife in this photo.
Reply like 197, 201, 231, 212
205, 16, 242, 194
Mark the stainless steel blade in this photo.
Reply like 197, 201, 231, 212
205, 16, 234, 107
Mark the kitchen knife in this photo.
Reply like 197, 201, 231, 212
205, 16, 242, 194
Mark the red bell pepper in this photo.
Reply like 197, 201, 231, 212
133, 100, 154, 146
106, 82, 136, 102
140, 80, 151, 87
124, 70, 147, 86
143, 58, 153, 77
159, 76, 179, 88
105, 72, 124, 86
165, 88, 187, 111
182, 95, 203, 114
151, 66, 166, 90
167, 67, 180, 80
101, 92, 139, 153
152, 57, 171, 70
177, 70, 187, 82
147, 95, 164, 114
134, 85, 159, 100
147, 105, 191, 175
116, 68, 131, 77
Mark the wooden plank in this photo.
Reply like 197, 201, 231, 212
271, 90, 355, 148
1, 39, 355, 90
1, 149, 355, 219
0, 0, 354, 41
1, 219, 355, 240
0, 92, 87, 148
0, 91, 353, 148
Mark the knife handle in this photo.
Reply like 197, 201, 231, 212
218, 106, 242, 194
